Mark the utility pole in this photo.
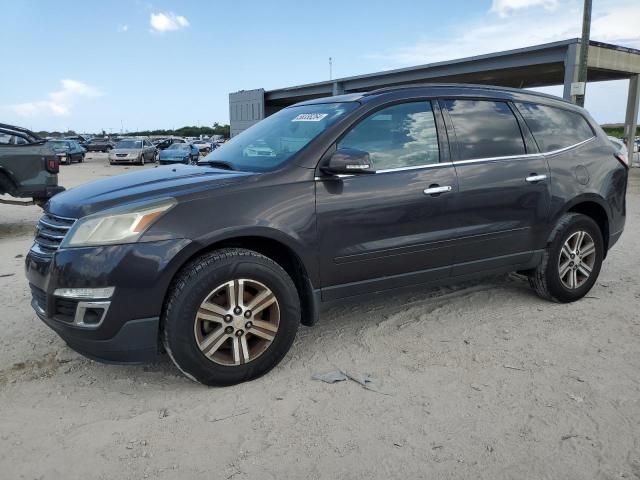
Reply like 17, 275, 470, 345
329, 57, 333, 80
575, 0, 592, 107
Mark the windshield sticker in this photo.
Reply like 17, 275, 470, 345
292, 113, 328, 122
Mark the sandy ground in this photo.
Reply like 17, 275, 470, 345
1, 153, 639, 480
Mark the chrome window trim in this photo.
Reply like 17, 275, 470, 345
314, 136, 596, 180
540, 136, 595, 156
452, 136, 595, 165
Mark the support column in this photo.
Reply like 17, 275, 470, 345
624, 74, 640, 156
332, 81, 344, 96
563, 42, 580, 103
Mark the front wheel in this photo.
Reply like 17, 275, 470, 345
528, 213, 604, 303
162, 248, 300, 386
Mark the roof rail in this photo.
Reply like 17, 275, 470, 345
362, 82, 571, 104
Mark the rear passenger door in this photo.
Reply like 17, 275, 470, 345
441, 98, 550, 276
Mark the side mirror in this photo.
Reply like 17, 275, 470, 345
321, 148, 375, 175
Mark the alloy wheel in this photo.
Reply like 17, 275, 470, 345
558, 230, 596, 289
193, 279, 280, 366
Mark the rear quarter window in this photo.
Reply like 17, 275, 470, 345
442, 99, 526, 160
514, 102, 594, 153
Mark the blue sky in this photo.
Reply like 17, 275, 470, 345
1, 0, 638, 133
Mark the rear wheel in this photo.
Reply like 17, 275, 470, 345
162, 248, 300, 386
528, 213, 604, 303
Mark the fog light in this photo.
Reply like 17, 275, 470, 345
54, 287, 115, 299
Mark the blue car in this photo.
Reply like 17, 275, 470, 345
158, 143, 200, 165
48, 139, 86, 165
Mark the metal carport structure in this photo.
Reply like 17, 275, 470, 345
229, 38, 640, 153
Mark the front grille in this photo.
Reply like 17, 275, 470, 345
32, 212, 76, 257
116, 153, 128, 157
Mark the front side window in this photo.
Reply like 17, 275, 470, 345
338, 101, 440, 170
204, 102, 357, 171
443, 99, 526, 160
515, 102, 594, 153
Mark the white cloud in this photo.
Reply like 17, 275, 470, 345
491, 0, 559, 17
149, 12, 189, 33
10, 79, 102, 118
117, 24, 129, 33
369, 0, 640, 67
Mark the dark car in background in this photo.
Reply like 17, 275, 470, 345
64, 135, 89, 146
84, 138, 114, 152
158, 142, 200, 164
25, 84, 628, 386
0, 123, 64, 205
49, 140, 86, 165
155, 137, 186, 150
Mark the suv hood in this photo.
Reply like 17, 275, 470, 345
48, 164, 253, 218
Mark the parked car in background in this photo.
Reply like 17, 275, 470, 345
64, 135, 89, 146
158, 142, 200, 164
108, 138, 157, 165
0, 123, 64, 205
84, 138, 114, 152
192, 139, 213, 155
49, 140, 86, 165
155, 137, 186, 150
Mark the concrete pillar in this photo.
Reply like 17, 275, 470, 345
563, 42, 580, 103
623, 75, 640, 155
332, 81, 344, 96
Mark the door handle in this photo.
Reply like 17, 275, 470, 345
525, 174, 547, 183
423, 185, 452, 195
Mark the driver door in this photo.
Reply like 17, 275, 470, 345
315, 100, 459, 300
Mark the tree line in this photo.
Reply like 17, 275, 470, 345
35, 123, 230, 139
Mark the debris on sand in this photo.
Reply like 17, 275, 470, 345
312, 369, 392, 395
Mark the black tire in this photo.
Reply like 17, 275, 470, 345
528, 213, 604, 303
162, 248, 301, 386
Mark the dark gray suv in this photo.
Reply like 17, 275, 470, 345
25, 84, 628, 385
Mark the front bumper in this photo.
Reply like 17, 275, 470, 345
25, 238, 193, 363
109, 156, 139, 163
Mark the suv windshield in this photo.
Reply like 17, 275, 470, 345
201, 102, 357, 171
116, 140, 142, 149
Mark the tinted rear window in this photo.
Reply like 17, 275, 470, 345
515, 102, 594, 153
443, 99, 526, 160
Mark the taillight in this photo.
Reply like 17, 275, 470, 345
614, 152, 629, 169
45, 156, 59, 174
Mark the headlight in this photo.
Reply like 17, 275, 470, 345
61, 198, 176, 247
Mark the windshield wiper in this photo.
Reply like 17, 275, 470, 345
199, 160, 235, 171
